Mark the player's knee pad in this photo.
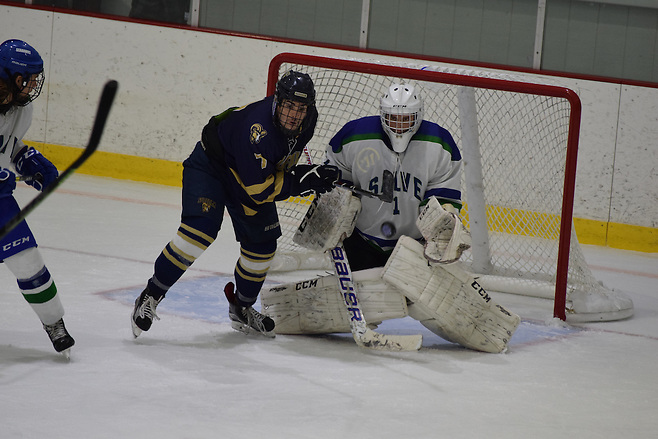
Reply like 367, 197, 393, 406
261, 268, 408, 334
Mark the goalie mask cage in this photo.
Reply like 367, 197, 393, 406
267, 52, 633, 323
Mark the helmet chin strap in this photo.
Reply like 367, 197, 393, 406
278, 124, 301, 137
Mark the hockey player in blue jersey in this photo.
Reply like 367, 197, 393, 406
132, 70, 340, 338
0, 39, 74, 357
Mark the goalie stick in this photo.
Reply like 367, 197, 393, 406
0, 80, 118, 241
298, 147, 420, 351
300, 144, 394, 202
329, 243, 422, 351
335, 169, 394, 203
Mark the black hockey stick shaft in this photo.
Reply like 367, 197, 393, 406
0, 80, 118, 241
335, 169, 395, 203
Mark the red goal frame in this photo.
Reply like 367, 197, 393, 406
267, 52, 583, 321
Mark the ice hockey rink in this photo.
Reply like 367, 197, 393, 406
1, 174, 656, 439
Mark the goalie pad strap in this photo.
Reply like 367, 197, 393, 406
293, 187, 361, 252
382, 236, 520, 353
261, 268, 408, 334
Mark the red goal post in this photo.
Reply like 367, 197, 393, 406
266, 52, 633, 322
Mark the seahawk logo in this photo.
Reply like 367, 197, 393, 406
250, 124, 267, 144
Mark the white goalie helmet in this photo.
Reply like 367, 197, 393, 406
380, 83, 423, 153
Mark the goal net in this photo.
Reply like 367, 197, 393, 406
267, 52, 633, 323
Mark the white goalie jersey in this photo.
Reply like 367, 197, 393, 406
326, 115, 462, 251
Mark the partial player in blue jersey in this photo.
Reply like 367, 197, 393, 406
0, 40, 74, 357
326, 83, 464, 270
132, 70, 340, 338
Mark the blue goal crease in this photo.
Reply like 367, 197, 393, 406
101, 275, 582, 346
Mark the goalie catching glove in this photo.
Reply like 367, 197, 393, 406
417, 196, 471, 264
290, 164, 341, 196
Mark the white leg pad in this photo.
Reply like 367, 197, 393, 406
382, 236, 520, 353
261, 268, 408, 334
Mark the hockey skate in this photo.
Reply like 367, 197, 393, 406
131, 287, 162, 338
43, 318, 75, 359
224, 282, 275, 338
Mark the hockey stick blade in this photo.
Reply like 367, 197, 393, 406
330, 244, 422, 352
335, 169, 395, 203
0, 80, 118, 241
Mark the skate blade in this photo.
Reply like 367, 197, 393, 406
60, 348, 71, 360
230, 321, 275, 338
131, 318, 142, 338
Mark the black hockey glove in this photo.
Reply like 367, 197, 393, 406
290, 164, 341, 196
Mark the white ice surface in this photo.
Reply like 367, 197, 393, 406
1, 175, 657, 439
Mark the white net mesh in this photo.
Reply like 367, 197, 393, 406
270, 55, 633, 322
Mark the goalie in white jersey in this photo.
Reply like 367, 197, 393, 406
327, 83, 462, 268
0, 40, 75, 357
262, 84, 520, 353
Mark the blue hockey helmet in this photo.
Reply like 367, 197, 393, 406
0, 39, 45, 107
0, 39, 44, 81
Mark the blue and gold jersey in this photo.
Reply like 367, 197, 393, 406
212, 96, 317, 215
